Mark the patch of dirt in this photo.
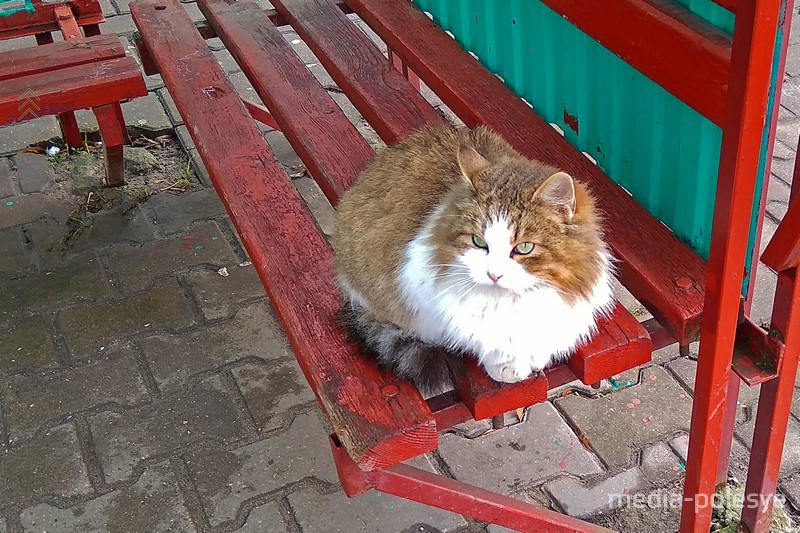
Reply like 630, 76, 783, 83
33, 133, 199, 250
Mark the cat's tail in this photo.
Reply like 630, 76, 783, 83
338, 303, 461, 397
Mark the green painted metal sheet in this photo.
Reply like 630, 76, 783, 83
413, 0, 773, 296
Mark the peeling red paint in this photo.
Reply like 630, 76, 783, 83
563, 109, 579, 135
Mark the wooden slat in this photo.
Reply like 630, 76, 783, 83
197, 0, 372, 204
456, 359, 548, 421
194, 0, 350, 35
348, 0, 708, 345
0, 0, 104, 40
131, 0, 437, 471
270, 0, 442, 144
538, 0, 731, 126
0, 35, 123, 83
0, 57, 145, 125
568, 302, 652, 384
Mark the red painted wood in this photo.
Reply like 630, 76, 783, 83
57, 111, 83, 149
241, 99, 280, 131
712, 0, 737, 12
539, 0, 731, 126
197, 0, 372, 204
55, 5, 82, 40
0, 57, 145, 125
131, 0, 437, 471
329, 435, 377, 498
0, 35, 124, 83
347, 0, 707, 346
731, 316, 784, 386
270, 0, 442, 145
0, 0, 104, 40
388, 48, 421, 93
456, 358, 549, 421
741, 269, 800, 532
569, 302, 652, 384
426, 391, 473, 431
132, 33, 160, 76
761, 196, 800, 271
93, 103, 125, 186
680, 0, 782, 530
374, 463, 615, 533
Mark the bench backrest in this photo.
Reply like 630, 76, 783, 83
414, 0, 780, 296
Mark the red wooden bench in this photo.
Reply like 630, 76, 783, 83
130, 0, 787, 531
0, 0, 146, 185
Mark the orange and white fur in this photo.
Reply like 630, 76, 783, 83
333, 124, 614, 393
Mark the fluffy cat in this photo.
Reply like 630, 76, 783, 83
332, 124, 614, 394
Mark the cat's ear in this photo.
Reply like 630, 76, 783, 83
457, 145, 489, 183
534, 172, 576, 221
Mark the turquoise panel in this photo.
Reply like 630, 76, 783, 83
0, 0, 34, 16
413, 0, 772, 296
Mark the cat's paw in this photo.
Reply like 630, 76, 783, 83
484, 361, 533, 384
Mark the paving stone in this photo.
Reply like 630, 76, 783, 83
748, 261, 778, 326
20, 462, 194, 532
121, 92, 172, 134
735, 405, 800, 477
106, 221, 235, 291
113, 0, 132, 14
666, 356, 760, 411
188, 149, 211, 187
264, 130, 302, 168
0, 316, 57, 373
98, 0, 117, 16
594, 486, 683, 533
101, 13, 136, 35
3, 346, 149, 441
157, 88, 183, 126
91, 376, 245, 483
143, 189, 226, 235
0, 424, 91, 507
175, 125, 196, 153
0, 226, 30, 277
0, 117, 60, 156
0, 517, 5, 532
27, 205, 155, 268
0, 194, 70, 230
438, 402, 603, 495
294, 176, 335, 237
238, 501, 284, 532
185, 263, 265, 320
640, 441, 684, 487
186, 412, 338, 526
290, 487, 467, 533
229, 71, 262, 106
233, 360, 315, 432
0, 158, 15, 198
0, 253, 109, 325
13, 153, 56, 193
213, 48, 242, 74
544, 468, 646, 518
59, 278, 196, 357
555, 367, 692, 468
182, 1, 205, 22
141, 301, 289, 395
780, 471, 800, 511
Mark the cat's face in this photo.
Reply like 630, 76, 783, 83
429, 147, 606, 302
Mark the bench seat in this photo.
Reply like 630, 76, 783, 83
131, 0, 651, 471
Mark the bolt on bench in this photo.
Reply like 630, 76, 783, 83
131, 0, 792, 531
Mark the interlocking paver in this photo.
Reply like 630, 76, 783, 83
90, 376, 245, 483
238, 501, 285, 533
121, 92, 172, 134
438, 402, 603, 495
289, 487, 467, 533
0, 116, 59, 156
143, 188, 227, 235
59, 278, 196, 357
544, 467, 646, 518
0, 194, 70, 230
0, 158, 15, 198
105, 221, 236, 291
141, 301, 288, 395
186, 412, 337, 526
13, 153, 55, 194
640, 441, 685, 487
184, 263, 265, 321
19, 462, 194, 532
0, 316, 57, 373
0, 252, 109, 325
556, 367, 692, 468
2, 345, 149, 440
0, 226, 30, 277
232, 361, 315, 432
294, 176, 336, 237
0, 424, 91, 506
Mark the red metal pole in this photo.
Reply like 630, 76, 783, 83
679, 1, 781, 531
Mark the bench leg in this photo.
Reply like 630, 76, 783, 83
58, 112, 83, 149
93, 104, 125, 187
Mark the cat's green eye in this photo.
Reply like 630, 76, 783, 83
472, 234, 488, 250
513, 242, 535, 255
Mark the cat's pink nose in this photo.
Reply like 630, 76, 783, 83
487, 272, 502, 283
